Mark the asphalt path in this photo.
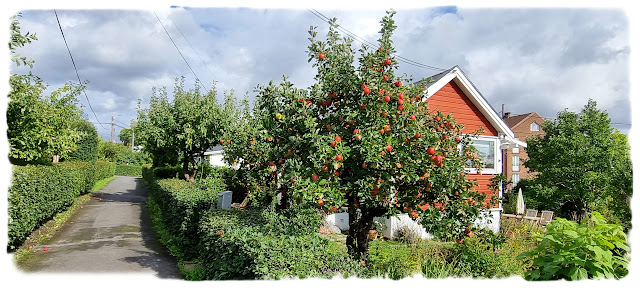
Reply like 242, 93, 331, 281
16, 176, 180, 278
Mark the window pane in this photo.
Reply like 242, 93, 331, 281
512, 156, 520, 172
530, 122, 540, 131
512, 147, 519, 154
512, 174, 519, 186
470, 140, 495, 169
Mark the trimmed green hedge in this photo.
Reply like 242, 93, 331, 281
8, 161, 116, 250
115, 164, 143, 177
96, 160, 116, 181
146, 177, 219, 260
198, 207, 361, 280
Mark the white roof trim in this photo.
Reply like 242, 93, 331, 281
424, 67, 526, 148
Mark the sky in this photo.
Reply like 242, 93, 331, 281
4, 1, 634, 142
2, 0, 638, 287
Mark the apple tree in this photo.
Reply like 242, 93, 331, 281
136, 78, 236, 181
223, 11, 492, 262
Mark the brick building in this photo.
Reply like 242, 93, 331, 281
502, 112, 546, 190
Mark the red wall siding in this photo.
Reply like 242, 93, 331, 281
470, 174, 499, 209
426, 81, 498, 137
427, 80, 500, 208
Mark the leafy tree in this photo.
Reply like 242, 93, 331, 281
119, 127, 133, 146
223, 11, 489, 262
524, 99, 631, 225
136, 78, 233, 181
8, 75, 86, 163
98, 140, 129, 162
66, 119, 99, 162
10, 12, 37, 68
8, 13, 85, 164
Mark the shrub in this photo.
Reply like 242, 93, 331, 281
57, 161, 96, 193
8, 164, 88, 249
518, 211, 629, 280
394, 225, 422, 244
148, 178, 219, 260
198, 207, 361, 280
116, 149, 151, 166
95, 160, 115, 181
152, 165, 183, 179
66, 120, 99, 162
115, 164, 142, 177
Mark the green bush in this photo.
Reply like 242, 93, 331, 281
8, 163, 89, 249
153, 165, 183, 179
147, 178, 219, 260
518, 212, 629, 280
66, 120, 99, 162
95, 160, 115, 181
115, 164, 142, 177
198, 207, 361, 280
116, 149, 151, 166
57, 161, 96, 193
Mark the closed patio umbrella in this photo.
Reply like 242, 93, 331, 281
516, 188, 526, 216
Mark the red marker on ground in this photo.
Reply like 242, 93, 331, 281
43, 247, 48, 251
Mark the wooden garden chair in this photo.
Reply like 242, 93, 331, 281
525, 209, 538, 218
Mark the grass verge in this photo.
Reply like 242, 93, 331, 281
91, 176, 116, 192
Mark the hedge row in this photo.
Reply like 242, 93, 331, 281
143, 168, 222, 260
198, 207, 361, 280
143, 165, 361, 279
115, 164, 143, 177
96, 160, 116, 181
8, 161, 116, 249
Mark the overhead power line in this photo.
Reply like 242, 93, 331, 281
167, 14, 222, 90
153, 10, 209, 93
53, 10, 106, 130
307, 9, 447, 72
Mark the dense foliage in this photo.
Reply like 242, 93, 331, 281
8, 13, 91, 164
115, 164, 143, 177
119, 127, 133, 146
518, 212, 629, 280
221, 11, 488, 262
136, 78, 238, 181
198, 206, 361, 280
66, 119, 99, 162
524, 99, 632, 226
143, 169, 223, 259
8, 74, 86, 163
8, 162, 115, 249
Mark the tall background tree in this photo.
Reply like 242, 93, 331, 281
522, 99, 632, 228
119, 127, 133, 146
136, 78, 236, 181
223, 11, 489, 262
8, 13, 86, 164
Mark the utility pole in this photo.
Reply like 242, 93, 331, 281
111, 115, 114, 143
132, 130, 135, 152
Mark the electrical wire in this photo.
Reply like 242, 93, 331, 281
54, 10, 106, 130
167, 13, 222, 90
153, 10, 209, 93
308, 9, 447, 72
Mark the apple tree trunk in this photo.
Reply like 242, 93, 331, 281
345, 193, 385, 263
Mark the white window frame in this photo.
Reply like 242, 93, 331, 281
512, 155, 520, 172
464, 135, 501, 175
512, 174, 520, 186
512, 147, 520, 154
530, 122, 540, 131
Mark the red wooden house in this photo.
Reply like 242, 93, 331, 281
418, 66, 526, 232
